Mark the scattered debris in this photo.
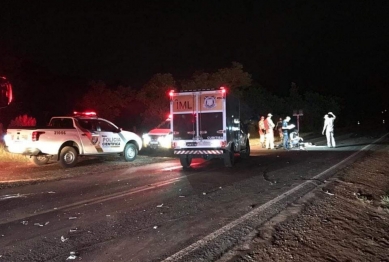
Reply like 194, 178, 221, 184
153, 226, 158, 229
324, 191, 334, 196
21, 221, 28, 225
34, 223, 44, 227
202, 192, 207, 195
61, 236, 68, 242
157, 204, 164, 208
48, 191, 56, 194
179, 195, 185, 198
45, 221, 50, 225
66, 251, 77, 260
69, 217, 77, 220
106, 215, 111, 217
69, 228, 78, 233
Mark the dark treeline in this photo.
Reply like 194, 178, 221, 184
0, 54, 385, 135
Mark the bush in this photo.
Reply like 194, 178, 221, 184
8, 114, 36, 127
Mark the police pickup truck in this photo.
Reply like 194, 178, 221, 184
4, 111, 142, 168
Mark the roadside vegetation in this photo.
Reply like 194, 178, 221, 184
382, 193, 389, 213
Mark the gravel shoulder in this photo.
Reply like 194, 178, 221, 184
223, 150, 389, 261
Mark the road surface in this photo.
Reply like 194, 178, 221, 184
0, 132, 385, 261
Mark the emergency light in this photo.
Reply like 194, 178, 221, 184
73, 111, 97, 117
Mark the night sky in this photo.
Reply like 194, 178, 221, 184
2, 1, 389, 118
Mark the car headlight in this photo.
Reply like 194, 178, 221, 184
142, 134, 151, 143
158, 134, 173, 148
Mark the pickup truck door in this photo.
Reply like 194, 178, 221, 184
95, 119, 124, 153
75, 118, 103, 154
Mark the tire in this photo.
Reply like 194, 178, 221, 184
180, 155, 192, 169
240, 141, 250, 159
123, 143, 138, 162
223, 150, 235, 167
30, 155, 50, 166
58, 146, 78, 168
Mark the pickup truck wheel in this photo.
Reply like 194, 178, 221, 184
30, 155, 50, 166
223, 150, 234, 167
123, 143, 138, 162
59, 146, 78, 168
240, 141, 250, 158
180, 155, 192, 169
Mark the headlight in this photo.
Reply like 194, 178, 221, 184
158, 134, 173, 148
142, 134, 151, 143
3, 134, 10, 144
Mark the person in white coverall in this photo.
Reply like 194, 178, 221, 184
265, 113, 275, 149
322, 112, 336, 148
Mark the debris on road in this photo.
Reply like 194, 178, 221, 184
33, 221, 49, 227
157, 204, 164, 208
68, 217, 77, 220
21, 221, 28, 225
61, 236, 68, 242
153, 226, 158, 229
69, 228, 78, 233
66, 251, 77, 260
324, 190, 334, 196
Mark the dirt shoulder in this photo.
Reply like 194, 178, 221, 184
226, 150, 389, 261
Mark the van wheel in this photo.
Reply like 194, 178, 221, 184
180, 155, 192, 169
240, 141, 250, 158
223, 150, 235, 167
30, 155, 51, 166
59, 146, 78, 168
123, 143, 138, 162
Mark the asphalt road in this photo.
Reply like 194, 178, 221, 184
0, 132, 386, 262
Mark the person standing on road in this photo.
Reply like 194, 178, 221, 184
275, 117, 283, 142
282, 116, 295, 150
258, 116, 266, 148
265, 113, 275, 149
322, 112, 336, 148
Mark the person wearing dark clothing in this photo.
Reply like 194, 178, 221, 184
275, 118, 283, 141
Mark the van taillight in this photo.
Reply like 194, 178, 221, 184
32, 131, 45, 141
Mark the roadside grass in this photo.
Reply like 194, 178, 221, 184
0, 143, 29, 162
381, 193, 389, 213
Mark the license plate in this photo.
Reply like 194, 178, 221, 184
186, 142, 197, 146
